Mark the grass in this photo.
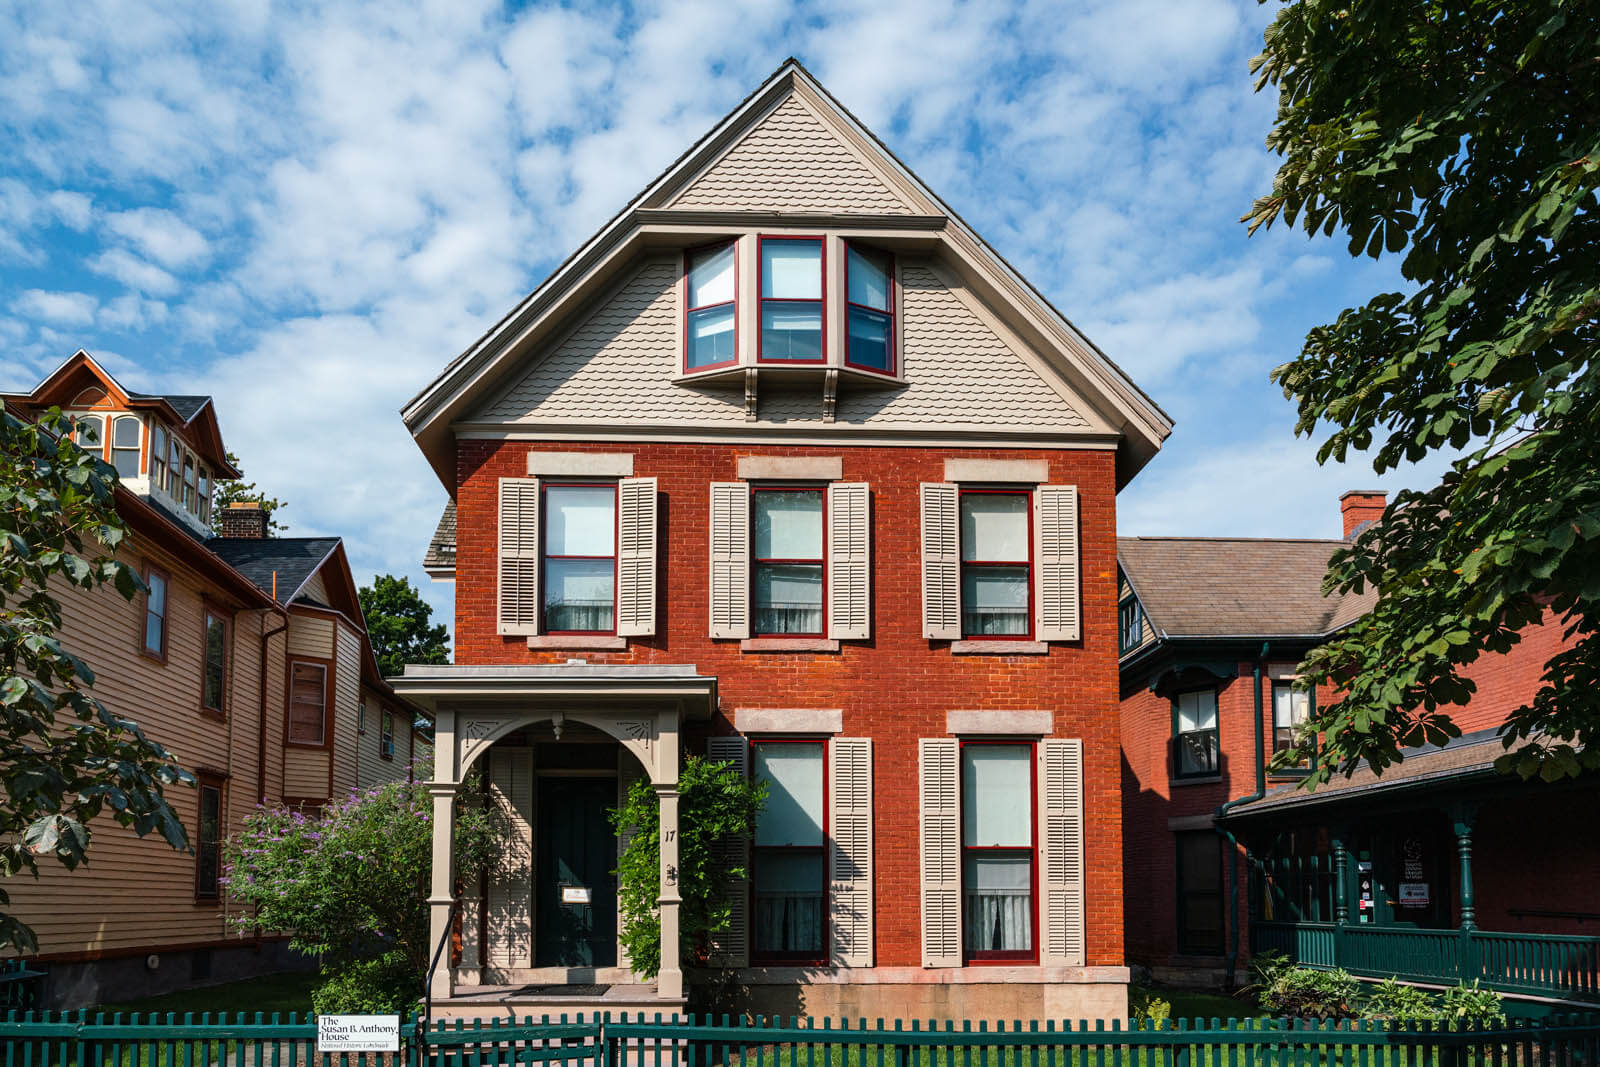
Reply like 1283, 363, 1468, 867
93, 969, 320, 1018
1156, 987, 1265, 1023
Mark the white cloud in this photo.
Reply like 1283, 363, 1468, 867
13, 289, 97, 326
105, 207, 209, 268
88, 247, 180, 296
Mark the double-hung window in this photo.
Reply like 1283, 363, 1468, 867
1119, 597, 1143, 653
959, 489, 1031, 638
142, 565, 168, 660
169, 438, 183, 497
1176, 831, 1224, 955
844, 244, 894, 374
201, 609, 226, 716
759, 237, 824, 362
752, 488, 824, 636
150, 424, 169, 491
1273, 681, 1313, 768
1174, 689, 1219, 777
685, 243, 737, 371
961, 742, 1035, 962
73, 414, 103, 453
195, 777, 223, 901
289, 661, 328, 745
381, 709, 396, 759
751, 740, 826, 963
111, 416, 141, 478
542, 482, 617, 634
183, 455, 197, 513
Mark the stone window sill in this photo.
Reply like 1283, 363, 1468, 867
1172, 775, 1223, 787
951, 640, 1048, 655
527, 635, 627, 651
740, 637, 840, 653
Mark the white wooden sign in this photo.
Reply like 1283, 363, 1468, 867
561, 885, 592, 904
317, 1015, 401, 1053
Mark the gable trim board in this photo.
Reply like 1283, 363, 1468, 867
402, 59, 1170, 491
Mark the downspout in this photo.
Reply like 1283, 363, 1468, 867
256, 574, 290, 805
1215, 640, 1269, 992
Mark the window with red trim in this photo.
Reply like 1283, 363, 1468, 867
751, 739, 827, 963
959, 488, 1032, 638
288, 660, 327, 744
758, 236, 824, 363
195, 776, 223, 901
961, 741, 1036, 962
542, 482, 617, 634
201, 609, 227, 716
845, 243, 894, 374
751, 487, 824, 636
380, 709, 395, 760
684, 242, 737, 371
141, 565, 169, 660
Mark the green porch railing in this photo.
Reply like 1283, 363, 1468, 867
6, 1011, 1600, 1067
1253, 921, 1600, 1002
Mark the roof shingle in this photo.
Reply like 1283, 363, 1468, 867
424, 503, 456, 572
210, 537, 341, 603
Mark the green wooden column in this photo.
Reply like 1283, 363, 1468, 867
1453, 810, 1477, 931
1332, 833, 1350, 923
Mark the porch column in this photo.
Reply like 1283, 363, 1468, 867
656, 785, 684, 1000
427, 783, 459, 1001
1453, 809, 1477, 931
1331, 833, 1350, 924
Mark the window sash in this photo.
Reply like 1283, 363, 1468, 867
960, 740, 1037, 962
1176, 832, 1224, 955
202, 612, 226, 713
752, 488, 824, 636
845, 244, 894, 374
962, 851, 1034, 957
1119, 600, 1142, 652
752, 738, 827, 964
754, 741, 824, 848
73, 414, 103, 452
541, 482, 617, 634
958, 489, 1032, 640
143, 569, 167, 657
195, 783, 222, 900
1174, 688, 1219, 777
111, 416, 141, 477
289, 662, 327, 744
381, 710, 395, 759
758, 237, 825, 363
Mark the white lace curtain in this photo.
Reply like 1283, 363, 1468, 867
963, 887, 1031, 953
755, 890, 823, 954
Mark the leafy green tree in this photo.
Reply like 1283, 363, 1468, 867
0, 409, 195, 951
359, 574, 449, 678
611, 755, 765, 980
224, 779, 497, 1009
211, 451, 288, 535
1248, 0, 1600, 784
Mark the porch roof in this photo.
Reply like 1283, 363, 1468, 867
389, 662, 718, 720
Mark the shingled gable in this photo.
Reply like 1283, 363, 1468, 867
401, 58, 1172, 492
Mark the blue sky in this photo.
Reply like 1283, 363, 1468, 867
0, 0, 1449, 634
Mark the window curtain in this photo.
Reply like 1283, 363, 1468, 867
963, 886, 1031, 953
545, 601, 614, 631
754, 890, 823, 955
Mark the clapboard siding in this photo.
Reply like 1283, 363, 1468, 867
285, 612, 334, 660
330, 623, 362, 798
284, 748, 330, 799
299, 569, 329, 604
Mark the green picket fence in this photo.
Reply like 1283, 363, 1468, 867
4, 1012, 1599, 1067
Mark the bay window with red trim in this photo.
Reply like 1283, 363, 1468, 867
684, 242, 737, 372
541, 481, 618, 634
961, 740, 1037, 962
758, 236, 825, 363
959, 488, 1032, 638
844, 243, 895, 374
751, 739, 827, 964
751, 487, 825, 636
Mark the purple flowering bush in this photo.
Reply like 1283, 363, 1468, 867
225, 778, 495, 1009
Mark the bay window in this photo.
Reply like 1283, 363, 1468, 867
685, 243, 737, 371
111, 416, 141, 477
183, 455, 197, 513
169, 437, 183, 498
959, 489, 1031, 637
845, 244, 894, 374
759, 237, 824, 362
73, 414, 103, 452
198, 470, 212, 524
150, 424, 169, 491
752, 488, 824, 635
542, 482, 616, 634
962, 742, 1035, 961
1174, 688, 1219, 777
752, 740, 826, 962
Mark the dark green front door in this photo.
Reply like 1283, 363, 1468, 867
535, 776, 618, 967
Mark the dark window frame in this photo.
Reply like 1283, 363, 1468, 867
1176, 830, 1225, 956
1172, 686, 1220, 779
682, 240, 739, 374
286, 657, 332, 748
139, 563, 170, 664
200, 605, 228, 719
1271, 680, 1316, 776
1118, 597, 1143, 654
958, 487, 1034, 641
750, 737, 829, 966
750, 485, 827, 638
540, 480, 619, 636
757, 234, 827, 365
843, 242, 896, 376
960, 738, 1039, 965
194, 774, 224, 903
380, 708, 395, 761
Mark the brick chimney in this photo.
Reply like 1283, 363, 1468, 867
1340, 490, 1387, 539
221, 501, 268, 540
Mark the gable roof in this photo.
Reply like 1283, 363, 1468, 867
1118, 536, 1374, 642
423, 502, 456, 577
401, 58, 1172, 493
210, 537, 342, 605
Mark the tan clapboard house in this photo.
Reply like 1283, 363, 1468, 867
1, 351, 432, 1009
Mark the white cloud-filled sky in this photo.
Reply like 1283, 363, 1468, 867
0, 0, 1450, 636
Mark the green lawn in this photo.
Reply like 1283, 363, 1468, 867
94, 969, 320, 1018
1155, 987, 1265, 1023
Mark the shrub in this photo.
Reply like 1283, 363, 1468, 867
1438, 981, 1505, 1026
1364, 978, 1441, 1022
1130, 986, 1172, 1024
311, 950, 417, 1014
1248, 954, 1360, 1019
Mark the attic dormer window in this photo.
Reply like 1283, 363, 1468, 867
844, 244, 894, 375
73, 414, 102, 451
111, 416, 141, 478
759, 236, 824, 363
684, 242, 737, 372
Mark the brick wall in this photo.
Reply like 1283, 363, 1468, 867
453, 438, 1125, 969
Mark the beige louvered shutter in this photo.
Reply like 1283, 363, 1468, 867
708, 482, 750, 639
497, 477, 540, 636
1034, 485, 1081, 642
827, 482, 871, 640
1038, 738, 1086, 966
706, 735, 750, 967
829, 737, 873, 967
919, 738, 961, 967
486, 746, 533, 967
920, 484, 960, 639
616, 477, 658, 636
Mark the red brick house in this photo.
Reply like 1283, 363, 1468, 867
1117, 492, 1600, 1009
391, 60, 1172, 1021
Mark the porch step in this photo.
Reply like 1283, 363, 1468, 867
432, 982, 684, 1023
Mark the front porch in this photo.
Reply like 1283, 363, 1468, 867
392, 663, 719, 1019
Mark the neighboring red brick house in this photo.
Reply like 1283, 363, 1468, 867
1117, 492, 1600, 1008
392, 60, 1172, 1021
